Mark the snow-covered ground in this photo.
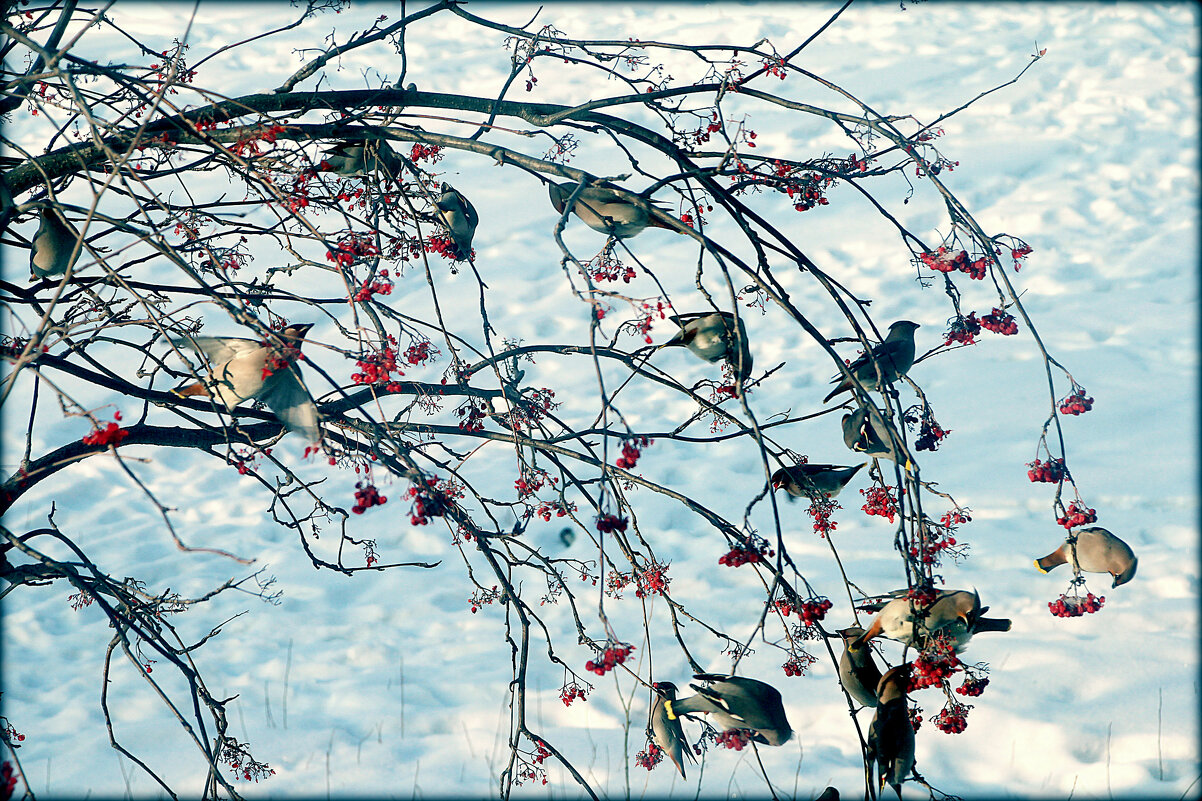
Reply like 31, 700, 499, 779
2, 2, 1198, 799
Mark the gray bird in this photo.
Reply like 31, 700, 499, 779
836, 626, 883, 708
824, 321, 921, 403
170, 323, 321, 443
1035, 526, 1137, 588
853, 589, 1010, 653
661, 311, 754, 387
321, 141, 404, 179
663, 674, 792, 746
842, 405, 899, 463
771, 462, 866, 501
650, 682, 695, 778
29, 206, 82, 281
866, 663, 915, 800
434, 182, 478, 260
547, 180, 676, 238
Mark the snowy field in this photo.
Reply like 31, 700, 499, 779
2, 1, 1199, 799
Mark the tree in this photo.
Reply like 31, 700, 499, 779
1, 2, 1120, 799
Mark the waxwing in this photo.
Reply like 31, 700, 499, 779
170, 323, 321, 443
842, 405, 899, 463
853, 589, 1011, 653
824, 321, 920, 403
815, 788, 839, 801
434, 182, 478, 261
1035, 526, 1137, 588
650, 682, 695, 778
29, 206, 82, 281
771, 462, 866, 501
547, 179, 677, 238
866, 664, 915, 800
835, 626, 883, 708
662, 311, 753, 388
320, 141, 404, 179
663, 674, 792, 746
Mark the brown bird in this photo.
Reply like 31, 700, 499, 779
1035, 526, 1137, 588
434, 182, 478, 260
29, 206, 82, 281
649, 682, 695, 778
661, 311, 754, 389
853, 589, 1010, 653
836, 626, 883, 708
771, 462, 866, 501
842, 405, 899, 463
866, 664, 915, 800
663, 674, 792, 746
170, 324, 321, 443
824, 321, 921, 403
320, 141, 404, 179
547, 179, 677, 238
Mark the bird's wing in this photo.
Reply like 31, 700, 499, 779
172, 336, 260, 366
261, 370, 321, 442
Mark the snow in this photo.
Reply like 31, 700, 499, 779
2, 1, 1198, 799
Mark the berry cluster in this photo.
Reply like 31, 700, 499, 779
531, 740, 551, 766
589, 252, 637, 284
1028, 457, 1067, 483
910, 638, 961, 690
807, 495, 840, 537
981, 307, 1019, 336
719, 536, 773, 567
514, 468, 551, 499
220, 739, 276, 783
762, 56, 788, 80
534, 501, 574, 522
913, 415, 950, 452
468, 585, 501, 614
1, 722, 25, 746
326, 232, 380, 267
782, 652, 818, 677
404, 340, 437, 366
798, 597, 833, 626
424, 234, 472, 262
940, 509, 971, 527
784, 172, 833, 212
861, 485, 898, 523
595, 514, 628, 534
228, 446, 269, 476
920, 247, 987, 281
909, 528, 959, 566
1059, 389, 1094, 416
931, 702, 970, 734
635, 743, 664, 770
409, 143, 442, 163
1056, 502, 1097, 530
585, 643, 634, 676
407, 480, 449, 525
715, 729, 754, 751
616, 437, 652, 469
351, 482, 386, 515
83, 413, 130, 448
908, 706, 924, 733
352, 269, 393, 302
1011, 243, 1034, 267
944, 312, 981, 346
560, 682, 589, 707
634, 564, 670, 598
955, 675, 990, 697
456, 400, 487, 432
1048, 592, 1105, 617
2, 761, 18, 801
260, 344, 301, 380
351, 344, 404, 391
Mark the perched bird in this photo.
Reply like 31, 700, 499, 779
842, 405, 898, 463
320, 141, 404, 179
661, 311, 754, 387
170, 323, 321, 442
866, 664, 915, 800
29, 206, 82, 281
835, 626, 883, 708
663, 674, 792, 746
650, 682, 695, 778
771, 462, 866, 501
1035, 526, 1137, 588
814, 788, 839, 801
434, 182, 478, 260
853, 589, 1011, 653
823, 321, 921, 403
547, 179, 676, 238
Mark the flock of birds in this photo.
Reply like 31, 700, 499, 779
23, 145, 1141, 798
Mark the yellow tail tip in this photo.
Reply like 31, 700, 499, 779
1033, 559, 1049, 574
